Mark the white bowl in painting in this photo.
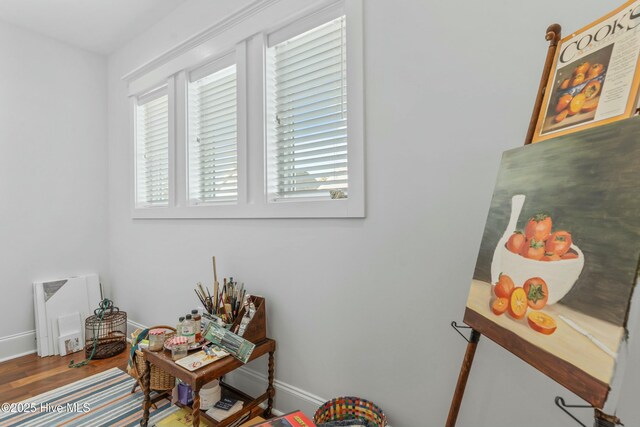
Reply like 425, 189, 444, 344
490, 195, 585, 305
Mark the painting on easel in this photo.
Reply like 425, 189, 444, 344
465, 118, 640, 408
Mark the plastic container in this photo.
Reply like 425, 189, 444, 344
201, 379, 222, 409
171, 336, 189, 360
183, 315, 196, 344
177, 317, 185, 336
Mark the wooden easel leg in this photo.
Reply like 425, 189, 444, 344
524, 24, 562, 145
594, 409, 621, 427
446, 329, 481, 427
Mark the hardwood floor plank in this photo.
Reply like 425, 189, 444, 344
0, 346, 130, 403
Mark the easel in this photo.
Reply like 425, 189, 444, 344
445, 24, 622, 427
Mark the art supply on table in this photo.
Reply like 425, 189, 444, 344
193, 257, 256, 332
177, 316, 185, 336
200, 379, 222, 410
170, 336, 189, 360
148, 329, 166, 352
192, 309, 202, 341
174, 347, 229, 371
204, 321, 256, 363
177, 381, 193, 406
183, 314, 196, 344
237, 295, 256, 337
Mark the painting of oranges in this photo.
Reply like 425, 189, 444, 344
540, 44, 613, 135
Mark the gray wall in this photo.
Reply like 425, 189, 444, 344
107, 1, 637, 426
0, 20, 108, 358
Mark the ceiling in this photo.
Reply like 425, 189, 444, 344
0, 0, 188, 54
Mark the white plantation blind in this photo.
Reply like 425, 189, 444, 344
136, 92, 169, 206
188, 65, 238, 204
269, 16, 348, 200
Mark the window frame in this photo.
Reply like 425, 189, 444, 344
265, 12, 350, 204
128, 0, 364, 219
187, 53, 240, 207
132, 82, 174, 209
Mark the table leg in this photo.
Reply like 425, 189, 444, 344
265, 350, 275, 418
140, 360, 151, 426
192, 386, 201, 427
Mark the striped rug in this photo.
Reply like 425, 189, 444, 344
0, 367, 179, 426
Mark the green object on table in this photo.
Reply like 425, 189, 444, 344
203, 321, 255, 363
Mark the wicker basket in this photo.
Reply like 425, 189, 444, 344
132, 326, 176, 392
314, 397, 387, 427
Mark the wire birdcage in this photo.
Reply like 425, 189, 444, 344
84, 302, 127, 359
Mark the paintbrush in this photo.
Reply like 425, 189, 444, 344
212, 256, 219, 313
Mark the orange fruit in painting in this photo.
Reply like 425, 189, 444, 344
582, 81, 601, 100
494, 273, 515, 299
492, 298, 509, 316
574, 62, 590, 76
571, 73, 586, 87
520, 239, 545, 260
555, 94, 573, 113
508, 288, 528, 320
569, 93, 586, 115
525, 213, 552, 241
523, 277, 548, 310
587, 63, 604, 79
542, 252, 562, 262
560, 79, 571, 90
527, 312, 557, 335
562, 252, 579, 260
554, 110, 569, 123
545, 231, 572, 256
506, 232, 526, 254
581, 98, 599, 113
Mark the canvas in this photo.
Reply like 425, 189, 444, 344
465, 117, 640, 408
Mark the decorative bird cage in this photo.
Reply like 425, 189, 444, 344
84, 301, 127, 359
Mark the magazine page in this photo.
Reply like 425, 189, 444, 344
533, 0, 640, 143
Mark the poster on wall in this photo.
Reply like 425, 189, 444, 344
532, 0, 640, 143
465, 118, 640, 408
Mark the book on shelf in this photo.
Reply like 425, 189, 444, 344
206, 398, 244, 422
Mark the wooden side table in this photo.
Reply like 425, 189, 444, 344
140, 338, 276, 427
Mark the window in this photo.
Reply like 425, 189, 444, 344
126, 0, 363, 218
188, 62, 238, 204
135, 88, 169, 207
267, 16, 348, 201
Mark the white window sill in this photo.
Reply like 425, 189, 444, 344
131, 197, 364, 219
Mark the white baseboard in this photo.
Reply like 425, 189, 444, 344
0, 330, 37, 363
127, 319, 147, 334
127, 319, 325, 418
225, 367, 326, 418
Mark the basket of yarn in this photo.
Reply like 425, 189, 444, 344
314, 397, 387, 427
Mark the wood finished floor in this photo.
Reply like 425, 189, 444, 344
0, 346, 130, 403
